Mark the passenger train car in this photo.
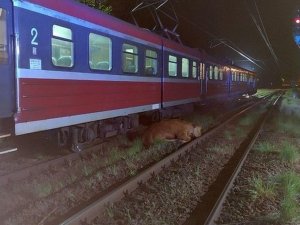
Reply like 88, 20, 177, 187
0, 0, 256, 151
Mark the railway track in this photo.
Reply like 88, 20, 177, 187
0, 92, 278, 225
0, 94, 263, 185
185, 94, 282, 225
56, 93, 280, 225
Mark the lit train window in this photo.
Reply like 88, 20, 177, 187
209, 66, 213, 79
89, 33, 112, 71
145, 49, 157, 75
52, 25, 73, 67
182, 58, 189, 77
192, 61, 197, 78
0, 8, 8, 64
122, 43, 138, 73
214, 66, 219, 80
199, 63, 205, 80
168, 55, 177, 76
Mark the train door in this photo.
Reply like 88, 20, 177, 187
0, 1, 15, 119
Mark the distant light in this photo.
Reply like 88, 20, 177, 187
295, 18, 300, 24
294, 35, 300, 45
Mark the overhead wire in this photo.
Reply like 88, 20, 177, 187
245, 0, 280, 69
177, 14, 264, 70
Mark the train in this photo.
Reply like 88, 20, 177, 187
0, 0, 256, 151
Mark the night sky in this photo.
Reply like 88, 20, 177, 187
107, 0, 300, 87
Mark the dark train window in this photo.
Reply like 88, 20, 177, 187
182, 58, 189, 77
122, 43, 138, 73
145, 49, 157, 75
89, 33, 112, 71
52, 25, 74, 67
168, 55, 177, 76
0, 8, 8, 64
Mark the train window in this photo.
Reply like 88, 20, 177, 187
182, 58, 189, 77
219, 69, 223, 80
122, 43, 138, 73
89, 33, 112, 71
209, 66, 213, 79
192, 61, 197, 78
145, 49, 157, 75
52, 25, 73, 67
168, 55, 177, 76
0, 8, 8, 64
214, 66, 219, 80
200, 63, 205, 80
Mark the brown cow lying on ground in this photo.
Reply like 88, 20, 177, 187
142, 119, 202, 147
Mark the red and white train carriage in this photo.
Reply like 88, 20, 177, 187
0, 0, 256, 151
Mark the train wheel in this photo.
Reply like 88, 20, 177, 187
71, 123, 97, 152
58, 128, 70, 148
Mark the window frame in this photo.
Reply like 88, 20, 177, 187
200, 63, 205, 80
192, 61, 198, 79
214, 66, 219, 80
181, 57, 189, 78
122, 43, 139, 74
209, 65, 213, 80
168, 54, 178, 77
88, 33, 112, 71
144, 49, 158, 76
51, 25, 74, 68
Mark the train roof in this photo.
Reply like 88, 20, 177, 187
20, 0, 201, 59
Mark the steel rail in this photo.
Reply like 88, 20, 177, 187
59, 94, 274, 225
203, 94, 282, 225
0, 143, 102, 187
